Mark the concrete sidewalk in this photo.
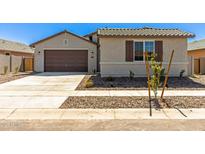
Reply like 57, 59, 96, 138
1, 108, 205, 120
1, 109, 205, 130
0, 90, 204, 97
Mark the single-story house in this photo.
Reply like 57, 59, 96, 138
188, 39, 205, 74
0, 39, 34, 58
31, 27, 194, 77
0, 39, 34, 73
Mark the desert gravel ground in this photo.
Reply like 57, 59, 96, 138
0, 72, 34, 84
60, 96, 205, 109
77, 75, 205, 90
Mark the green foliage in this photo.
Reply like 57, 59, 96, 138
147, 53, 163, 99
3, 66, 8, 75
129, 70, 134, 80
85, 79, 94, 88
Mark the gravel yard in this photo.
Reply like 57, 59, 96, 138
0, 72, 34, 84
76, 74, 205, 90
60, 96, 205, 109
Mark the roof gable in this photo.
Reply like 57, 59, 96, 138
30, 30, 97, 47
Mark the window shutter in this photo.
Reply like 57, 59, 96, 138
125, 40, 133, 61
155, 41, 163, 62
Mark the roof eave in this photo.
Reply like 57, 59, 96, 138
98, 34, 195, 38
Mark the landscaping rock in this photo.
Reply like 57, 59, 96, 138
60, 96, 205, 109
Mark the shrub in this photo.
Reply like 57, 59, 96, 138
14, 66, 19, 74
129, 70, 135, 80
147, 53, 163, 100
3, 66, 8, 75
179, 69, 185, 79
85, 79, 94, 88
106, 76, 114, 82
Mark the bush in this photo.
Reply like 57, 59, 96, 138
14, 66, 19, 74
129, 70, 134, 80
3, 66, 8, 75
148, 53, 163, 100
85, 79, 94, 88
106, 76, 114, 82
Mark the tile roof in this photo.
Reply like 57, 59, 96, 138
188, 39, 205, 51
0, 39, 34, 53
97, 27, 195, 38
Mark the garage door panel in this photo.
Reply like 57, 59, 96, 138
44, 50, 88, 72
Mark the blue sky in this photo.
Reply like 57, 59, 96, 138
0, 23, 204, 45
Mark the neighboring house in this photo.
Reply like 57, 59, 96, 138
0, 39, 34, 58
0, 39, 34, 73
31, 27, 194, 77
188, 39, 205, 74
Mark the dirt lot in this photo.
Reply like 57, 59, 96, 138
77, 75, 205, 90
0, 72, 34, 84
60, 96, 205, 109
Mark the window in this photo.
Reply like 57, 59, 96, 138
5, 53, 10, 56
145, 41, 154, 60
134, 42, 143, 61
134, 41, 155, 61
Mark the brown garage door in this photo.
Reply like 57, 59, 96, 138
44, 50, 88, 72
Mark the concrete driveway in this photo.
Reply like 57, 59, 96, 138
0, 72, 85, 108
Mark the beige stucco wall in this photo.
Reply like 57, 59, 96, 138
11, 55, 23, 73
200, 57, 205, 74
187, 49, 205, 75
0, 55, 10, 74
99, 37, 189, 77
34, 32, 97, 73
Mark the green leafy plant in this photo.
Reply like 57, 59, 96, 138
14, 66, 19, 74
148, 53, 163, 101
3, 66, 8, 75
129, 70, 134, 80
84, 79, 94, 88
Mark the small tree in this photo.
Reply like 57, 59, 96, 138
148, 53, 163, 101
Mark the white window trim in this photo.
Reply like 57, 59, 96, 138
133, 40, 155, 62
